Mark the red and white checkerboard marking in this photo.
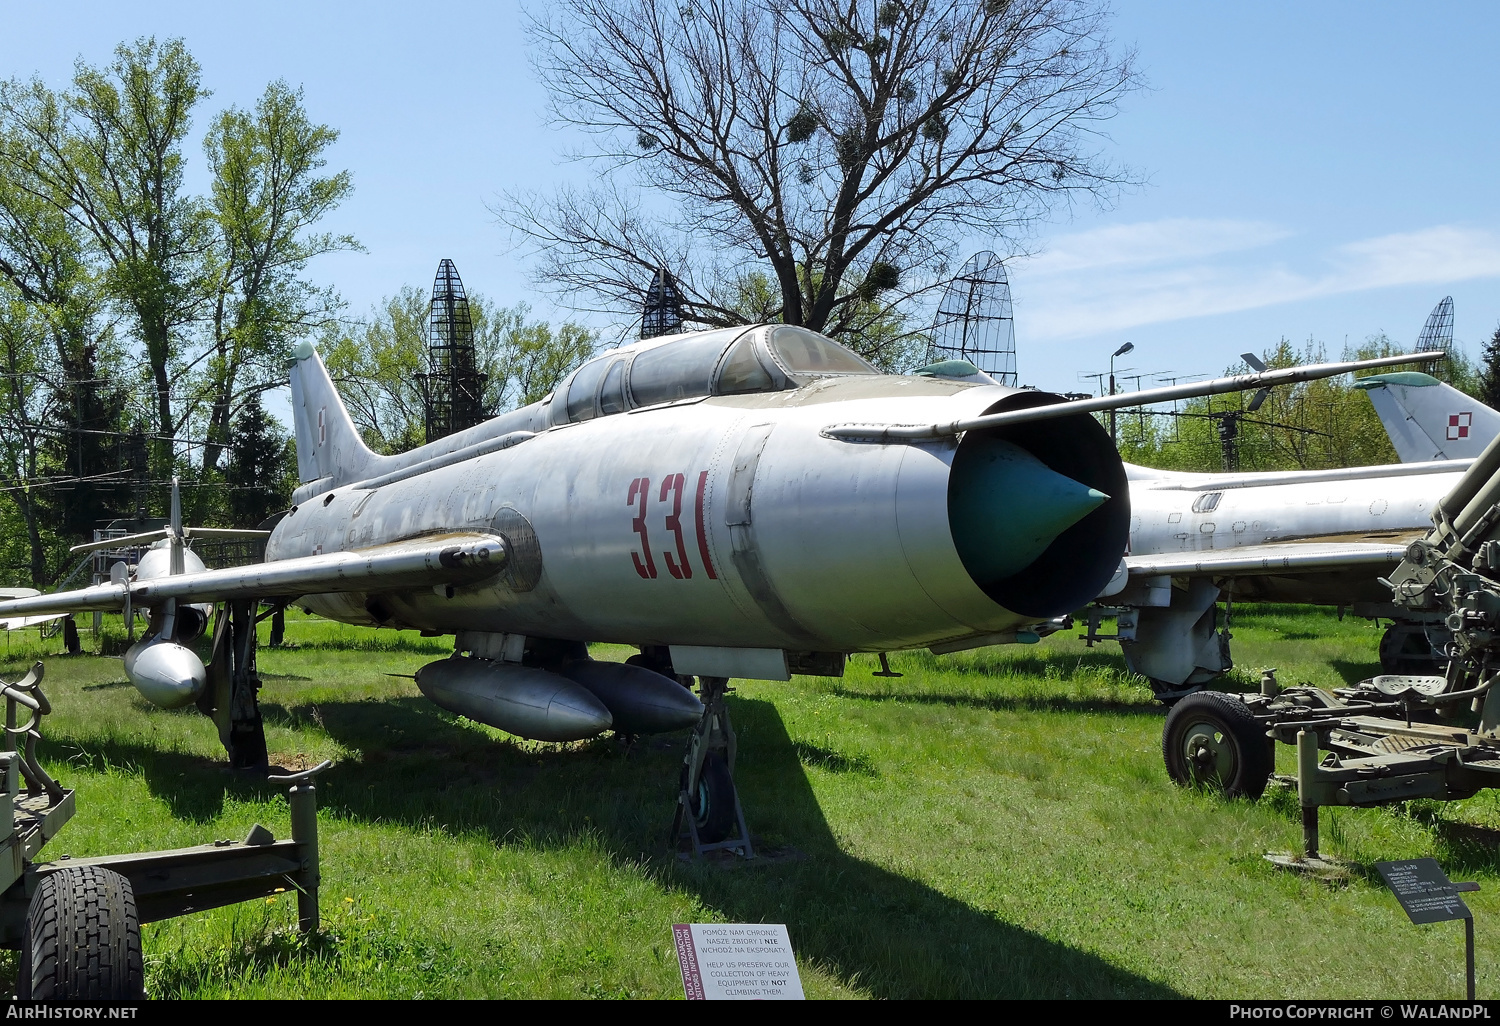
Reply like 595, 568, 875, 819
1448, 412, 1473, 440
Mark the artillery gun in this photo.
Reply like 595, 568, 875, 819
1162, 430, 1500, 863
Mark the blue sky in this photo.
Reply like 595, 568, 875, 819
3, 1, 1497, 396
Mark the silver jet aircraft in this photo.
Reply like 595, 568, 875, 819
0, 326, 1433, 841
1096, 362, 1500, 695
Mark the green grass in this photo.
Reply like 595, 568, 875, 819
0, 606, 1495, 998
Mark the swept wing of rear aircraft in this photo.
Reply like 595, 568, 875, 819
0, 325, 1438, 842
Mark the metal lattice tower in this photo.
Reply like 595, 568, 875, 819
927, 252, 1017, 385
1417, 296, 1455, 352
641, 267, 684, 339
420, 259, 487, 442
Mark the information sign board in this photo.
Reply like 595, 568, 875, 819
1376, 858, 1471, 924
672, 923, 805, 1000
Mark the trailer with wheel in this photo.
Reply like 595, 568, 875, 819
1164, 429, 1500, 865
0, 662, 327, 999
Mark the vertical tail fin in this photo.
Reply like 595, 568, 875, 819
288, 340, 385, 485
1355, 371, 1500, 462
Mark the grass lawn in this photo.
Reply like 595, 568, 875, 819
0, 604, 1494, 999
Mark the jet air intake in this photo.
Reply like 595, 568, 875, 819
947, 391, 1129, 618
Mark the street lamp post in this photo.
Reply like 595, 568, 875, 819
1109, 341, 1135, 447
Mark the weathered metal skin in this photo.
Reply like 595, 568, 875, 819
414, 658, 614, 741
558, 660, 704, 734
122, 638, 207, 709
1127, 464, 1458, 604
267, 342, 1127, 654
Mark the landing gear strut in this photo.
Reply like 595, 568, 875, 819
201, 599, 268, 770
671, 676, 753, 858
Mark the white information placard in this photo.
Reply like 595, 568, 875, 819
672, 923, 805, 1000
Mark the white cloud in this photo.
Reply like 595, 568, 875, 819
1024, 218, 1291, 275
1015, 223, 1500, 340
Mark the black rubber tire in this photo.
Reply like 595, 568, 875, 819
1379, 624, 1448, 676
682, 752, 737, 844
1162, 691, 1273, 800
20, 866, 144, 1000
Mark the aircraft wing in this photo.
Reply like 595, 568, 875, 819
1125, 542, 1408, 578
0, 613, 69, 630
0, 534, 507, 619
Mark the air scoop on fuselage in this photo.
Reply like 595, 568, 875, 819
949, 437, 1110, 584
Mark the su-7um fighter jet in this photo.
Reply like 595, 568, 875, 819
0, 325, 1436, 842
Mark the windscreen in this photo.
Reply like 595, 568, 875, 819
566, 357, 612, 422
628, 328, 745, 408
715, 335, 777, 395
768, 326, 877, 376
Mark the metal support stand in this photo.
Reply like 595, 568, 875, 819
1467, 913, 1476, 1001
671, 676, 754, 860
1266, 730, 1348, 876
268, 761, 330, 933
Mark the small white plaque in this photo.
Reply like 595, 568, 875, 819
672, 923, 805, 1000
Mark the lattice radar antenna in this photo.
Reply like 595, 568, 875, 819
926, 252, 1018, 386
419, 258, 487, 442
1417, 296, 1455, 352
641, 267, 685, 340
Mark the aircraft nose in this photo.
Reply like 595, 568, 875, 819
948, 437, 1110, 584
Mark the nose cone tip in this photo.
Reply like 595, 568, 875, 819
950, 440, 1115, 584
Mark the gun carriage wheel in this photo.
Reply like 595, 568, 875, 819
1162, 691, 1274, 800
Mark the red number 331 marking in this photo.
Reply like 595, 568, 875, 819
629, 471, 717, 581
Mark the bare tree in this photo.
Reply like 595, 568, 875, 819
503, 0, 1137, 363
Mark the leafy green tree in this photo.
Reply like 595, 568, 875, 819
1478, 324, 1500, 410
0, 38, 213, 476
324, 289, 598, 454
197, 80, 359, 479
1119, 338, 1404, 473
0, 125, 133, 542
0, 286, 59, 585
224, 392, 293, 527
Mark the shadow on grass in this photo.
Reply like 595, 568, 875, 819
41, 694, 1178, 998
821, 683, 1165, 718
1330, 659, 1382, 687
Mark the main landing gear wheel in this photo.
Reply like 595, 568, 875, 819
681, 751, 736, 843
20, 865, 144, 1000
1162, 691, 1273, 800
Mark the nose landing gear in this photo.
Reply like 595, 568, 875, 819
670, 676, 754, 859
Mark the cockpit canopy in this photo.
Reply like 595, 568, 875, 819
552, 324, 877, 426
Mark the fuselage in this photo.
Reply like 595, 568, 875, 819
1124, 462, 1461, 603
269, 325, 1127, 655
